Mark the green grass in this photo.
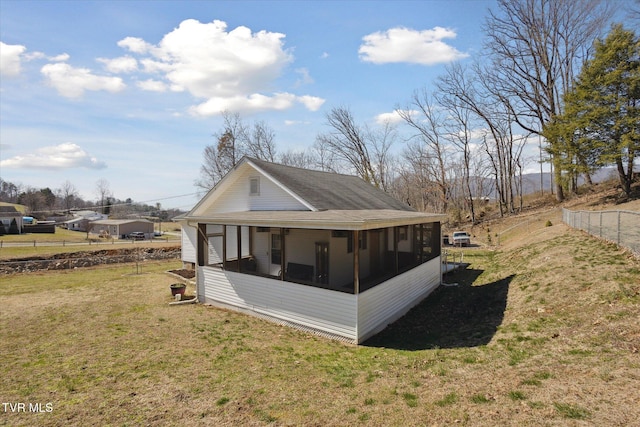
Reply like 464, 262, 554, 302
508, 390, 526, 401
554, 402, 591, 419
0, 239, 180, 260
434, 392, 458, 407
470, 394, 491, 404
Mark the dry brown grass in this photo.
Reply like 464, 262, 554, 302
1, 198, 639, 426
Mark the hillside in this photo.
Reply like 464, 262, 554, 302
462, 179, 640, 251
1, 182, 638, 426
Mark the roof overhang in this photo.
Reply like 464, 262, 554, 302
184, 209, 446, 231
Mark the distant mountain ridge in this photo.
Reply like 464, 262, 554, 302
467, 167, 631, 200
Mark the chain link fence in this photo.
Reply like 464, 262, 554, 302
562, 208, 640, 257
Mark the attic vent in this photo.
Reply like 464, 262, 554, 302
249, 177, 260, 196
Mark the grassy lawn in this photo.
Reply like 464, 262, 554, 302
1, 223, 639, 426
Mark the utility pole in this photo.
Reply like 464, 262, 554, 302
539, 134, 543, 195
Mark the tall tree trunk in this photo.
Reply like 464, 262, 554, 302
617, 157, 632, 197
553, 158, 564, 202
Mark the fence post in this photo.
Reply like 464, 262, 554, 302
617, 211, 621, 245
599, 212, 602, 238
579, 211, 583, 230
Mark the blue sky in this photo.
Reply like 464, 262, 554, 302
1, 0, 536, 209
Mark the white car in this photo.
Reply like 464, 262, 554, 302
452, 231, 471, 247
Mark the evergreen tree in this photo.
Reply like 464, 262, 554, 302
549, 25, 639, 196
9, 218, 20, 234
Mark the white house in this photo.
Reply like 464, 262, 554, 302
180, 157, 446, 344
63, 210, 108, 232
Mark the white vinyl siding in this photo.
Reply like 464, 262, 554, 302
181, 224, 197, 263
199, 256, 441, 344
356, 258, 441, 343
202, 166, 308, 214
199, 267, 358, 340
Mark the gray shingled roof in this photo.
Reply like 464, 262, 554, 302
248, 157, 415, 212
0, 206, 21, 215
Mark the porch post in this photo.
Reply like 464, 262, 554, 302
280, 227, 286, 280
222, 225, 227, 270
197, 223, 207, 266
419, 223, 424, 264
353, 230, 360, 294
236, 225, 242, 272
393, 226, 399, 274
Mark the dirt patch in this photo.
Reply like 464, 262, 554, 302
167, 268, 195, 279
0, 246, 181, 274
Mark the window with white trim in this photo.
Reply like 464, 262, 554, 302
249, 177, 260, 196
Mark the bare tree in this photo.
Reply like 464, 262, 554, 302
397, 89, 450, 212
245, 120, 277, 162
310, 138, 339, 173
316, 106, 395, 189
95, 179, 112, 215
483, 0, 615, 201
625, 0, 640, 22
437, 61, 528, 216
398, 141, 446, 212
436, 66, 479, 222
196, 112, 278, 190
279, 149, 315, 169
58, 180, 78, 212
368, 120, 397, 191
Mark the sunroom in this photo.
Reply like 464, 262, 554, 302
181, 157, 446, 343
194, 213, 442, 294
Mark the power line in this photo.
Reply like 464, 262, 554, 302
17, 192, 201, 215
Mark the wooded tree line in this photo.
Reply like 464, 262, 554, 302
197, 0, 637, 220
0, 178, 179, 220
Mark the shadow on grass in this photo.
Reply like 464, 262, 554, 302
364, 269, 513, 350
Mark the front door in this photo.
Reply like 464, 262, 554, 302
315, 242, 329, 284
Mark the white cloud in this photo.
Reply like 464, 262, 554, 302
49, 53, 70, 62
320, 52, 329, 59
116, 19, 324, 115
189, 92, 325, 116
41, 62, 126, 98
0, 41, 26, 77
136, 78, 167, 92
140, 58, 173, 74
294, 67, 314, 87
20, 51, 69, 62
0, 143, 107, 170
297, 95, 325, 111
375, 110, 415, 125
159, 19, 291, 98
359, 26, 468, 65
117, 36, 153, 54
97, 55, 138, 73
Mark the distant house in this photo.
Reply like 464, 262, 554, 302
63, 210, 108, 232
0, 206, 24, 235
180, 157, 446, 344
88, 219, 154, 239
